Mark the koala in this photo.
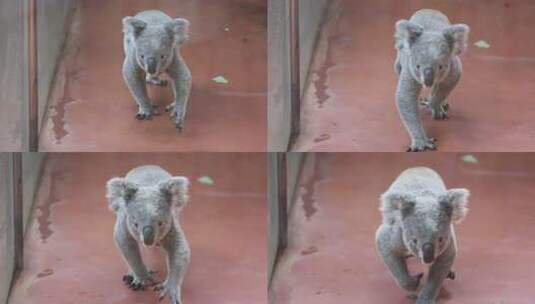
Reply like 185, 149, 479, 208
375, 167, 469, 304
394, 9, 470, 151
122, 10, 192, 131
106, 165, 191, 304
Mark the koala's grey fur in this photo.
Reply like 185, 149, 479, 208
394, 9, 469, 151
122, 10, 192, 131
375, 167, 469, 304
107, 165, 190, 304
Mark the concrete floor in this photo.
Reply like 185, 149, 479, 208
8, 153, 267, 304
39, 0, 267, 152
270, 153, 535, 303
293, 0, 535, 152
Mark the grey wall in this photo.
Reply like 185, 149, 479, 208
37, 0, 76, 128
0, 154, 14, 304
267, 153, 281, 284
268, 0, 292, 152
267, 152, 305, 284
22, 152, 45, 233
268, 0, 329, 151
299, 0, 329, 93
286, 152, 304, 211
0, 1, 28, 151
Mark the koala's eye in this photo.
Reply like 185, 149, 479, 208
412, 239, 417, 245
134, 222, 139, 228
158, 221, 163, 227
438, 237, 444, 243
416, 65, 421, 70
160, 55, 165, 59
439, 65, 443, 70
140, 55, 145, 59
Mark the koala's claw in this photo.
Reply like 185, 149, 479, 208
432, 103, 450, 120
136, 109, 153, 120
123, 273, 156, 291
146, 77, 168, 87
174, 117, 184, 132
447, 270, 455, 280
155, 282, 181, 304
407, 138, 437, 152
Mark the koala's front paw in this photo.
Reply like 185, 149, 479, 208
165, 102, 176, 115
136, 107, 153, 120
173, 115, 185, 132
154, 281, 182, 304
407, 138, 437, 152
432, 103, 450, 120
122, 274, 155, 291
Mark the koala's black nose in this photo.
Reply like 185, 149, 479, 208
147, 57, 157, 74
142, 226, 155, 246
422, 242, 435, 264
423, 68, 434, 87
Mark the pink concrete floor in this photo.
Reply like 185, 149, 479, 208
270, 153, 535, 303
8, 153, 267, 304
293, 0, 535, 152
39, 0, 267, 152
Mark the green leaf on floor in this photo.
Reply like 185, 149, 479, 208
212, 75, 229, 84
197, 176, 214, 185
461, 154, 478, 164
474, 40, 490, 49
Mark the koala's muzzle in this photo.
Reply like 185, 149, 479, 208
142, 226, 155, 246
146, 57, 157, 74
423, 68, 434, 87
422, 242, 435, 264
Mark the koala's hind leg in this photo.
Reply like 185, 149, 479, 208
416, 241, 456, 304
167, 56, 192, 132
376, 226, 423, 293
395, 70, 437, 152
154, 228, 191, 304
114, 224, 154, 290
122, 59, 154, 120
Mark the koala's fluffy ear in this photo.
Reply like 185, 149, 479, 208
160, 176, 189, 208
443, 24, 470, 55
106, 178, 138, 212
380, 192, 416, 220
123, 17, 147, 37
440, 188, 470, 223
395, 20, 423, 48
165, 18, 190, 44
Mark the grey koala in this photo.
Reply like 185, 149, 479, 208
375, 167, 469, 304
106, 165, 190, 304
122, 10, 192, 131
394, 9, 469, 151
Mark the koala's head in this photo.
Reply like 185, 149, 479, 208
123, 16, 190, 76
107, 176, 189, 247
395, 20, 469, 87
382, 189, 469, 264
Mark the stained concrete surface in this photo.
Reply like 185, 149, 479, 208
39, 0, 267, 152
293, 0, 535, 152
8, 153, 267, 304
270, 153, 535, 303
